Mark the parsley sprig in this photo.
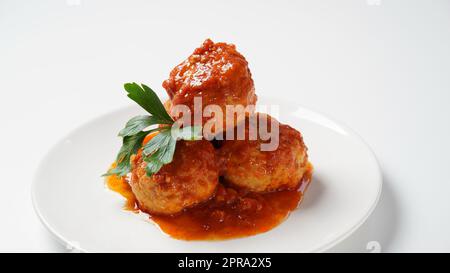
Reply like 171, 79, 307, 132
104, 83, 202, 177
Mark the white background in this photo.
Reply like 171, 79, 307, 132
1, 0, 449, 252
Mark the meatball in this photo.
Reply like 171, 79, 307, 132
218, 114, 309, 193
163, 39, 257, 136
130, 140, 218, 215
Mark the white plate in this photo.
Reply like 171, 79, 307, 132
32, 97, 382, 252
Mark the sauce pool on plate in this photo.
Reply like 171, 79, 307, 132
106, 163, 313, 240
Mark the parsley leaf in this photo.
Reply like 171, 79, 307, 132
145, 159, 164, 176
104, 131, 147, 177
124, 83, 174, 125
105, 83, 204, 178
142, 128, 172, 156
142, 128, 174, 176
142, 126, 203, 176
118, 115, 160, 137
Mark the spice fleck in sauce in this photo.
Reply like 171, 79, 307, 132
106, 163, 313, 240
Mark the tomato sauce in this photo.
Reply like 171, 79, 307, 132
105, 168, 139, 212
106, 163, 313, 240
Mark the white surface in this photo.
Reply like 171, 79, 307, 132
0, 0, 449, 252
31, 102, 382, 252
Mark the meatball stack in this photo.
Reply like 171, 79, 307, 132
130, 39, 309, 215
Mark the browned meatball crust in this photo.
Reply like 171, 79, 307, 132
218, 114, 309, 192
130, 140, 219, 215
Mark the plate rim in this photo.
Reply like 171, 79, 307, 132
31, 102, 383, 253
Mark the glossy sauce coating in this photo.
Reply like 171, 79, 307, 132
163, 39, 257, 133
163, 39, 255, 106
106, 163, 312, 240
